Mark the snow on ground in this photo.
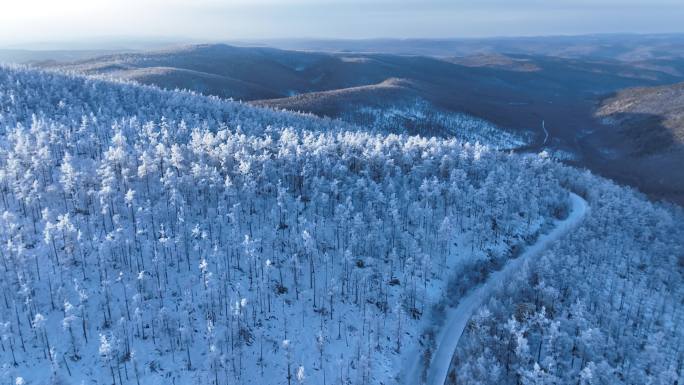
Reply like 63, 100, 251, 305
343, 100, 532, 149
0, 66, 569, 385
402, 193, 588, 385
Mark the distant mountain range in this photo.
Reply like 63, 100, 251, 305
247, 34, 684, 61
43, 43, 682, 127
0, 49, 130, 64
30, 38, 684, 204
598, 82, 684, 153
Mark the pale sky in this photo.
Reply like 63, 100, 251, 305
1, 0, 684, 46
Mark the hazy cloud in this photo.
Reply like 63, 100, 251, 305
1, 0, 682, 46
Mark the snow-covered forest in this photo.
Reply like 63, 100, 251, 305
341, 100, 530, 149
0, 65, 681, 385
450, 170, 684, 385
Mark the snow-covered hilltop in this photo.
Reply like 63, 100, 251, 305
0, 66, 681, 385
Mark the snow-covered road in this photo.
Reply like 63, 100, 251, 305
403, 192, 588, 385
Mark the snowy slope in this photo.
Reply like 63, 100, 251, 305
0, 66, 570, 385
412, 193, 588, 385
1, 65, 677, 385
449, 172, 684, 385
341, 100, 531, 149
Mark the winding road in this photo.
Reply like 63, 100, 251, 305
403, 192, 589, 385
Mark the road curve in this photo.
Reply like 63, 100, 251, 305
404, 192, 589, 385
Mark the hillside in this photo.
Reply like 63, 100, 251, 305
0, 49, 127, 65
449, 166, 684, 385
0, 66, 681, 385
0, 66, 568, 385
111, 66, 284, 101
44, 43, 684, 204
251, 35, 684, 61
47, 43, 683, 134
48, 46, 528, 148
592, 82, 684, 204
254, 79, 529, 146
45, 44, 328, 100
597, 82, 684, 152
254, 78, 418, 115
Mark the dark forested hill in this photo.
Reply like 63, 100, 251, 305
591, 82, 684, 203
